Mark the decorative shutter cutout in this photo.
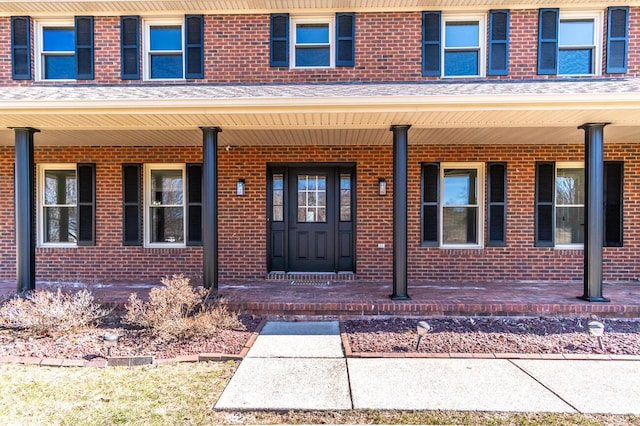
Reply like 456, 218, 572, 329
535, 162, 555, 246
422, 11, 441, 76
607, 7, 629, 74
75, 16, 94, 80
77, 164, 95, 245
537, 9, 559, 75
122, 164, 141, 246
422, 163, 439, 244
187, 163, 203, 245
120, 16, 140, 79
270, 14, 289, 67
487, 163, 507, 245
185, 15, 204, 79
336, 12, 355, 66
11, 16, 31, 80
604, 161, 623, 247
488, 10, 509, 76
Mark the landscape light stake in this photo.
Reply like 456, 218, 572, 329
415, 321, 431, 351
587, 320, 605, 351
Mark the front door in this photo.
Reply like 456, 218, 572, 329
268, 164, 355, 273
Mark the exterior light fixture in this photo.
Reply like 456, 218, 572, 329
237, 179, 245, 196
378, 178, 387, 196
103, 333, 118, 357
415, 320, 431, 351
588, 320, 605, 351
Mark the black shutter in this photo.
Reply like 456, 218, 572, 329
535, 162, 555, 246
422, 11, 441, 76
75, 16, 94, 80
186, 163, 202, 246
537, 9, 559, 75
122, 164, 141, 246
120, 16, 140, 79
487, 163, 507, 246
604, 161, 623, 247
11, 16, 31, 80
607, 7, 629, 74
422, 163, 439, 245
336, 12, 355, 66
488, 10, 509, 76
77, 164, 95, 246
185, 15, 204, 79
270, 13, 289, 67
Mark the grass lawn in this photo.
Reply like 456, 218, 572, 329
0, 362, 639, 425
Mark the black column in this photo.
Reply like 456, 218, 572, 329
200, 127, 221, 291
578, 123, 610, 302
14, 127, 39, 294
390, 125, 411, 300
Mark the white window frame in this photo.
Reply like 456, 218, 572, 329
37, 163, 78, 247
144, 163, 186, 248
555, 161, 585, 249
441, 14, 486, 78
290, 15, 335, 69
439, 162, 485, 249
558, 11, 603, 76
143, 18, 185, 81
34, 19, 75, 82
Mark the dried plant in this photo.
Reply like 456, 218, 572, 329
0, 289, 110, 336
124, 274, 243, 339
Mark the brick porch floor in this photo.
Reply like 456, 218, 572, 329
1, 277, 639, 318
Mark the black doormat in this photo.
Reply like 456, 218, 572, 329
289, 280, 331, 286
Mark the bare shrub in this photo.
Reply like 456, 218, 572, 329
124, 274, 244, 339
0, 289, 110, 336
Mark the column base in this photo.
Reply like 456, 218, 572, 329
390, 294, 411, 301
577, 295, 610, 303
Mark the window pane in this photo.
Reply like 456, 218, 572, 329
558, 49, 592, 74
150, 26, 182, 50
296, 24, 329, 44
151, 169, 183, 205
295, 47, 330, 67
273, 174, 284, 222
43, 28, 74, 51
150, 54, 183, 79
556, 168, 584, 205
443, 206, 477, 244
44, 206, 77, 243
444, 51, 478, 76
445, 22, 479, 47
443, 169, 477, 205
44, 56, 75, 79
559, 20, 594, 45
556, 206, 584, 244
150, 206, 184, 243
297, 175, 326, 223
340, 174, 351, 221
44, 169, 76, 205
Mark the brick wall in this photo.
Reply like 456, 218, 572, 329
1, 143, 639, 284
2, 8, 640, 84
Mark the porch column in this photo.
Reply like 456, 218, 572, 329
200, 127, 222, 291
578, 123, 610, 302
390, 125, 411, 300
13, 127, 39, 294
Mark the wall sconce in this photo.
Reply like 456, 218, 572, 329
236, 179, 245, 196
378, 178, 387, 196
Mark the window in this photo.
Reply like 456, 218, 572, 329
537, 9, 603, 75
269, 13, 355, 68
422, 12, 489, 77
37, 164, 95, 247
34, 18, 94, 81
422, 162, 485, 248
144, 19, 184, 79
535, 161, 623, 247
144, 164, 185, 246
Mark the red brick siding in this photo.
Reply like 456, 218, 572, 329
2, 9, 640, 84
0, 143, 639, 284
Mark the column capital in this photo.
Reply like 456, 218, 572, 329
199, 126, 222, 133
578, 122, 610, 130
389, 124, 411, 132
10, 127, 40, 134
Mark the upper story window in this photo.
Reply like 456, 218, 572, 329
34, 17, 94, 81
270, 13, 355, 68
423, 12, 495, 78
144, 19, 184, 79
291, 17, 334, 68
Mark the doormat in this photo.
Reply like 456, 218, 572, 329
290, 280, 331, 286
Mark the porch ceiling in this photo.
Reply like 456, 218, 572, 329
1, 80, 640, 146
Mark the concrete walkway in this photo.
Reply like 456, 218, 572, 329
216, 321, 640, 414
